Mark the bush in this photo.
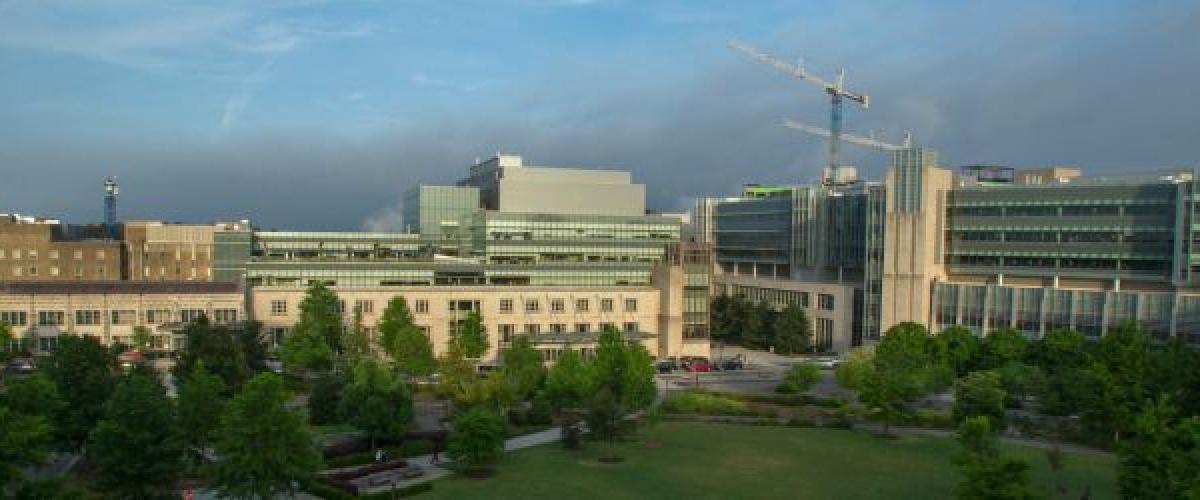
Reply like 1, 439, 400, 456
787, 416, 817, 427
304, 478, 433, 499
775, 381, 801, 394
782, 363, 822, 393
661, 391, 750, 416
914, 408, 954, 429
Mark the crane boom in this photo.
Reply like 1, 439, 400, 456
782, 119, 911, 151
727, 40, 868, 106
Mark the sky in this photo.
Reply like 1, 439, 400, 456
0, 0, 1197, 230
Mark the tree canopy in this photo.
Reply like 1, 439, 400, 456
339, 360, 413, 448
378, 297, 435, 377
172, 317, 260, 392
447, 406, 506, 468
42, 334, 114, 449
502, 335, 546, 400
175, 362, 227, 468
87, 372, 182, 498
453, 311, 490, 359
210, 373, 321, 500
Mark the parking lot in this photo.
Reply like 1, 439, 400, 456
656, 345, 852, 398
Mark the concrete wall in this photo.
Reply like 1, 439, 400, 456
880, 155, 954, 334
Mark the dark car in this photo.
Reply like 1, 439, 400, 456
5, 358, 35, 375
720, 357, 745, 371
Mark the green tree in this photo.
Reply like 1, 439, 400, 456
447, 406, 506, 470
295, 281, 345, 355
453, 311, 489, 359
378, 297, 435, 377
979, 328, 1028, 370
279, 322, 334, 377
585, 387, 626, 458
744, 301, 776, 349
994, 361, 1043, 408
130, 325, 152, 352
953, 416, 1036, 500
859, 323, 935, 434
343, 306, 372, 361
709, 295, 733, 341
0, 321, 13, 360
933, 326, 981, 378
772, 304, 812, 354
1029, 329, 1092, 418
437, 343, 481, 404
172, 318, 254, 391
545, 349, 593, 412
953, 371, 1007, 430
0, 406, 51, 493
502, 335, 546, 400
210, 373, 321, 500
175, 363, 227, 468
339, 360, 414, 448
835, 346, 875, 390
777, 362, 821, 394
88, 372, 182, 498
593, 327, 655, 411
42, 334, 114, 450
307, 371, 348, 426
1148, 337, 1200, 416
0, 373, 66, 423
1088, 322, 1153, 443
1117, 397, 1200, 498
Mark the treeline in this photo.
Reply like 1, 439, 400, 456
710, 294, 816, 354
836, 321, 1200, 498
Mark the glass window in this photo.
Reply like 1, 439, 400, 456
600, 299, 614, 312
38, 311, 64, 326
624, 298, 637, 313
575, 299, 589, 312
415, 299, 429, 314
354, 300, 373, 314
623, 322, 638, 333
499, 299, 513, 313
525, 299, 540, 313
551, 298, 565, 312
818, 294, 835, 310
575, 323, 590, 333
75, 310, 101, 326
270, 300, 288, 315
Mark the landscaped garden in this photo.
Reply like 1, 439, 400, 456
424, 421, 1117, 499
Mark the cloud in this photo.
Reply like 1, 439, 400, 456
362, 203, 407, 232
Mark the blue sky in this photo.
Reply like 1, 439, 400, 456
1, 0, 1197, 229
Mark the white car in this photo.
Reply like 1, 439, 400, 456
813, 357, 840, 369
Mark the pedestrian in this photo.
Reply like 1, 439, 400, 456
375, 448, 384, 464
430, 440, 440, 464
381, 449, 390, 463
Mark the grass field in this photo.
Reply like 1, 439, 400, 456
424, 422, 1116, 499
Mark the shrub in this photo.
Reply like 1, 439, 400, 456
661, 391, 749, 416
775, 381, 801, 394
787, 416, 817, 427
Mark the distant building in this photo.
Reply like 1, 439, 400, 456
0, 214, 121, 281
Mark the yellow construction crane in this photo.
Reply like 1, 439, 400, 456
728, 40, 870, 180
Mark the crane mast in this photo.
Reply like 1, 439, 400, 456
728, 40, 870, 183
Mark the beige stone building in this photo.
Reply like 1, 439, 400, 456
0, 281, 244, 353
122, 220, 250, 281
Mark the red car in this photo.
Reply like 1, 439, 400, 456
684, 358, 711, 372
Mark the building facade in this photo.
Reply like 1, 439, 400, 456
0, 214, 122, 281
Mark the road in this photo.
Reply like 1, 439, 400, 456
659, 345, 852, 398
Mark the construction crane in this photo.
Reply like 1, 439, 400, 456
728, 39, 869, 179
782, 119, 912, 152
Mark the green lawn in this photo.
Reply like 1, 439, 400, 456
424, 422, 1116, 499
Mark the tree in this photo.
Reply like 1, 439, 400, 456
453, 311, 489, 359
437, 343, 481, 404
88, 372, 182, 498
859, 323, 935, 434
0, 373, 65, 423
1117, 397, 1200, 498
0, 321, 13, 361
447, 406, 506, 471
953, 371, 1007, 430
502, 335, 546, 400
933, 326, 981, 378
1148, 337, 1200, 416
279, 322, 334, 377
378, 297, 435, 377
339, 360, 413, 448
172, 318, 255, 391
1029, 329, 1092, 418
585, 387, 626, 459
835, 346, 875, 390
175, 363, 227, 468
593, 327, 655, 412
307, 371, 348, 426
1088, 322, 1153, 443
743, 301, 776, 349
772, 304, 812, 354
953, 416, 1036, 500
130, 325, 152, 352
42, 334, 114, 450
210, 373, 321, 500
545, 349, 593, 412
709, 295, 733, 341
979, 328, 1028, 371
343, 306, 372, 362
994, 361, 1043, 408
0, 406, 51, 494
295, 281, 344, 355
777, 362, 821, 394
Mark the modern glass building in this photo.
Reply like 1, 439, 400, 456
402, 185, 480, 239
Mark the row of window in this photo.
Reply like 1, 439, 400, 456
0, 308, 237, 327
726, 285, 838, 311
0, 249, 107, 260
496, 321, 641, 340
10, 266, 109, 278
268, 297, 641, 317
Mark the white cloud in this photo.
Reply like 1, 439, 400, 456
362, 202, 407, 232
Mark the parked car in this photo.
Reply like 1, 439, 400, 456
656, 360, 674, 374
5, 357, 35, 375
719, 356, 745, 371
684, 358, 711, 373
812, 356, 840, 370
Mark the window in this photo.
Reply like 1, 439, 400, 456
110, 310, 136, 325
75, 310, 101, 325
96, 250, 106, 260
623, 322, 639, 333
180, 309, 206, 323
499, 299, 513, 313
74, 267, 83, 278
818, 294, 835, 311
0, 249, 5, 259
524, 324, 540, 335
48, 250, 58, 260
549, 323, 566, 333
499, 324, 516, 342
575, 299, 589, 312
600, 298, 614, 312
26, 267, 37, 276
415, 299, 429, 314
1, 311, 28, 326
27, 249, 37, 260
96, 268, 105, 278
144, 309, 172, 324
575, 323, 590, 333
525, 299, 540, 313
73, 249, 83, 260
624, 298, 637, 312
448, 300, 480, 312
11, 250, 20, 260
270, 300, 288, 315
38, 311, 64, 326
354, 299, 373, 314
550, 298, 565, 312
49, 266, 59, 277
213, 309, 238, 323
816, 318, 834, 351
599, 322, 615, 331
